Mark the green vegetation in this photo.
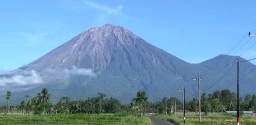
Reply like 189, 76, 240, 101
131, 91, 149, 116
0, 89, 152, 125
157, 114, 256, 125
151, 89, 256, 115
2, 88, 256, 125
120, 115, 152, 125
0, 114, 152, 125
6, 91, 11, 114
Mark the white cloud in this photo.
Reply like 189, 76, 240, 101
0, 69, 9, 75
42, 66, 96, 79
83, 0, 124, 24
0, 70, 43, 86
64, 66, 96, 77
0, 66, 96, 87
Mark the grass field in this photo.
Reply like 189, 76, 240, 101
0, 114, 152, 125
158, 114, 256, 125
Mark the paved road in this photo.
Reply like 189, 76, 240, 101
150, 117, 174, 125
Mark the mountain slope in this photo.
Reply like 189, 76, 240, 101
198, 54, 256, 94
23, 24, 197, 102
1, 24, 256, 104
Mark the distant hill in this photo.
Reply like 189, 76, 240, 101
1, 24, 256, 104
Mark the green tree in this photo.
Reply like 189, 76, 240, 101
41, 88, 51, 114
162, 97, 168, 115
210, 98, 225, 112
242, 95, 252, 110
188, 98, 197, 112
104, 97, 122, 113
154, 101, 165, 114
96, 93, 106, 113
56, 97, 70, 114
6, 91, 11, 114
40, 88, 51, 104
20, 101, 25, 114
69, 100, 81, 114
133, 91, 148, 116
201, 93, 211, 114
87, 97, 96, 114
201, 100, 211, 115
32, 88, 52, 114
249, 95, 256, 112
219, 89, 236, 111
26, 99, 33, 114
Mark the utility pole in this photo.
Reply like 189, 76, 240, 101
237, 59, 240, 125
235, 32, 256, 125
183, 88, 186, 124
235, 32, 255, 124
236, 57, 256, 125
174, 95, 176, 115
165, 98, 168, 115
193, 72, 202, 122
179, 86, 185, 124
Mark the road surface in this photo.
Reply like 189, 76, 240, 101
150, 117, 174, 125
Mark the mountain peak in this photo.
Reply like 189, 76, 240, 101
87, 24, 126, 34
102, 24, 123, 29
28, 24, 141, 72
81, 24, 139, 48
85, 24, 136, 42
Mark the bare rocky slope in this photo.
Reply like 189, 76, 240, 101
1, 24, 256, 104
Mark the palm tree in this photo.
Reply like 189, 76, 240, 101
6, 91, 11, 114
39, 88, 51, 114
20, 101, 25, 114
26, 99, 35, 114
31, 88, 51, 114
57, 97, 70, 114
59, 97, 70, 104
133, 91, 148, 116
40, 88, 51, 104
97, 93, 106, 113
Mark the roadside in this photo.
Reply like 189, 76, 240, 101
150, 117, 174, 125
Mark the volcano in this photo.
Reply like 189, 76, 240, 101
23, 24, 195, 102
2, 24, 256, 103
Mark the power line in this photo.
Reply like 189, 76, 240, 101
202, 31, 256, 93
235, 57, 256, 125
239, 39, 256, 57
209, 34, 248, 67
203, 62, 236, 92
238, 57, 256, 81
241, 57, 256, 62
227, 34, 249, 55
220, 57, 256, 90
249, 24, 256, 32
232, 38, 251, 55
204, 57, 256, 92
201, 32, 250, 93
222, 82, 236, 91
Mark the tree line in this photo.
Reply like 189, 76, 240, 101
153, 89, 256, 115
2, 88, 256, 115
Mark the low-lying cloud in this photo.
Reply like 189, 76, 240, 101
44, 66, 96, 78
0, 70, 43, 86
0, 66, 96, 87
64, 66, 96, 77
0, 69, 10, 75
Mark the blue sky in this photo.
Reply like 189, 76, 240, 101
1, 0, 256, 70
